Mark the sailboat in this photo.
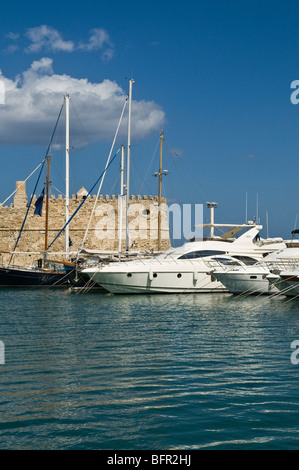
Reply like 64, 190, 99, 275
69, 79, 169, 291
70, 132, 170, 291
0, 95, 76, 287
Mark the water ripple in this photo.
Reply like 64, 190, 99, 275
1, 290, 299, 449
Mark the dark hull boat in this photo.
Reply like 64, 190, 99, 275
0, 265, 73, 287
69, 267, 106, 291
0, 98, 76, 288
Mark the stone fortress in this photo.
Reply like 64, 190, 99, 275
0, 181, 171, 267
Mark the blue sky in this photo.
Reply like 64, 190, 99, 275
0, 0, 299, 241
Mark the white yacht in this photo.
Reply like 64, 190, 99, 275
81, 221, 286, 294
212, 247, 299, 295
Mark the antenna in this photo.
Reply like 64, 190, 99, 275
206, 202, 218, 238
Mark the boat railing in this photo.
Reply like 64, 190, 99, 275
202, 258, 248, 272
207, 258, 299, 273
265, 259, 299, 272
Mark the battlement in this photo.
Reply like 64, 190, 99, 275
0, 181, 171, 267
5, 181, 164, 207
29, 193, 163, 204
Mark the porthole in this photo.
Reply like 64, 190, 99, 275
127, 273, 132, 277
250, 275, 257, 279
177, 273, 182, 278
153, 273, 157, 278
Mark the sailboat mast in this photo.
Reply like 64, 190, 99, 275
44, 155, 50, 253
65, 94, 70, 257
119, 145, 125, 252
126, 79, 134, 252
158, 129, 164, 251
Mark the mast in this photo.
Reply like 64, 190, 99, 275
207, 202, 217, 238
44, 155, 50, 254
154, 130, 167, 251
158, 130, 164, 251
126, 79, 134, 252
64, 94, 70, 258
119, 145, 125, 252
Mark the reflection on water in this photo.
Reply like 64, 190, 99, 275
1, 289, 299, 449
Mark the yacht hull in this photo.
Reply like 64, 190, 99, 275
89, 269, 227, 294
213, 270, 279, 295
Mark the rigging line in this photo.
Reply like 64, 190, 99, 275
76, 272, 99, 295
232, 267, 299, 300
78, 95, 128, 255
283, 291, 299, 304
9, 102, 64, 266
138, 137, 160, 194
45, 149, 120, 254
164, 139, 234, 226
45, 103, 65, 160
1, 161, 44, 207
110, 170, 121, 195
8, 159, 46, 267
1, 103, 65, 207
69, 98, 100, 164
130, 158, 146, 194
228, 263, 268, 299
239, 281, 296, 312
51, 184, 66, 197
254, 285, 299, 315
164, 138, 203, 203
233, 265, 299, 299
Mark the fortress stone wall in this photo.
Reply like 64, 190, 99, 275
0, 181, 171, 267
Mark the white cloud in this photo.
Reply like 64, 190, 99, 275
78, 28, 114, 60
0, 58, 165, 147
5, 25, 115, 61
4, 32, 20, 53
25, 25, 75, 53
21, 25, 114, 60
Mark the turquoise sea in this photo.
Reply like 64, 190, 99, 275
1, 288, 299, 451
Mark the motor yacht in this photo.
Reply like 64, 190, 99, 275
81, 222, 286, 294
212, 247, 299, 295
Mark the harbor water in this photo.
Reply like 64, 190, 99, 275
1, 288, 299, 450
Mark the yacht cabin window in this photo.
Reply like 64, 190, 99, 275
210, 257, 241, 266
231, 255, 257, 266
178, 250, 226, 259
